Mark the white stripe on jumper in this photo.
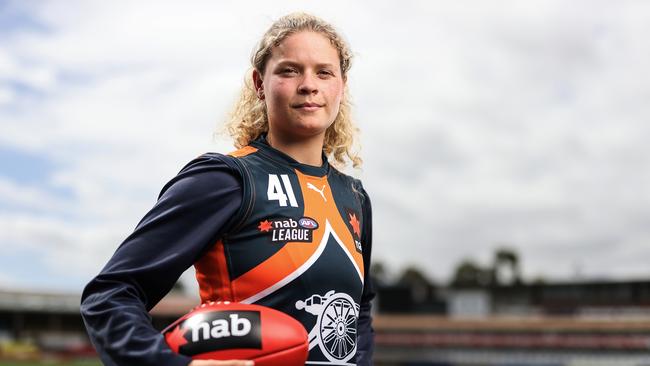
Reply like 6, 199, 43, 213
240, 220, 332, 304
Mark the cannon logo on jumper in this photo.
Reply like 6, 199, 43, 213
258, 217, 319, 243
296, 291, 359, 364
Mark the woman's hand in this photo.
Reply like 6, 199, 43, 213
189, 360, 253, 366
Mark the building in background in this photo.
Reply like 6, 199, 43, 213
0, 289, 197, 360
3, 275, 650, 365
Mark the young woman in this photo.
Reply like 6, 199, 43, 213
81, 12, 375, 366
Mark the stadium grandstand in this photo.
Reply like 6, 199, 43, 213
2, 278, 650, 365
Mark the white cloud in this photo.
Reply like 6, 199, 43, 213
1, 0, 650, 292
355, 0, 650, 282
0, 87, 14, 105
0, 212, 125, 279
0, 178, 69, 213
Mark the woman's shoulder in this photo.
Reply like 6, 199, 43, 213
329, 164, 363, 184
157, 152, 244, 200
178, 152, 243, 173
329, 166, 370, 201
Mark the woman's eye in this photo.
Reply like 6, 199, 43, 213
282, 68, 297, 74
319, 70, 333, 76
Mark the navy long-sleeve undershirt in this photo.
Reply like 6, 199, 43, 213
80, 154, 375, 366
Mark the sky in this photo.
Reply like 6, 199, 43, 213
1, 0, 650, 293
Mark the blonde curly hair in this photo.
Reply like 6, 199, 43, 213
226, 12, 361, 168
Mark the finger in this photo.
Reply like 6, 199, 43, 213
190, 360, 254, 366
212, 361, 254, 366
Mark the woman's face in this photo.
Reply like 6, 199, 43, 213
254, 31, 345, 141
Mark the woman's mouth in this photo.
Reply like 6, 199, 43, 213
293, 102, 322, 112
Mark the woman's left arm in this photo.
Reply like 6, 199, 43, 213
356, 185, 375, 366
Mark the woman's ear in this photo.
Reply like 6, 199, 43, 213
252, 69, 264, 100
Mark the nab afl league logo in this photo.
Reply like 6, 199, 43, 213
298, 217, 318, 229
258, 217, 319, 243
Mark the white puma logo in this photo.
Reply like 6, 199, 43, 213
306, 182, 327, 202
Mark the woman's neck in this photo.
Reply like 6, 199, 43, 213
266, 130, 325, 167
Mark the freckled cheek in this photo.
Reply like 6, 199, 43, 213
325, 84, 344, 106
266, 81, 295, 105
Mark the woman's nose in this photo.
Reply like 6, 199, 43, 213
297, 72, 318, 95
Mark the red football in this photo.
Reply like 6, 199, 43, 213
163, 301, 308, 365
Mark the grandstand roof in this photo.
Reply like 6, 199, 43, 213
0, 289, 199, 316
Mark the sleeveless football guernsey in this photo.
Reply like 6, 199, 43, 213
195, 136, 369, 365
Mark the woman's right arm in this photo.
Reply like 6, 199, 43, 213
80, 154, 244, 366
